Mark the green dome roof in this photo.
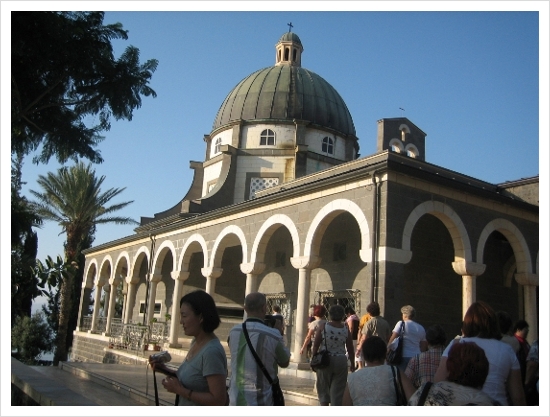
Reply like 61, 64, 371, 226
278, 32, 302, 46
212, 65, 356, 137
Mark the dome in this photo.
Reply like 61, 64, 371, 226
212, 33, 356, 138
278, 32, 302, 46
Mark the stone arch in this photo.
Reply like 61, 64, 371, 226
178, 233, 208, 271
130, 245, 151, 284
210, 225, 248, 268
250, 214, 300, 264
112, 252, 130, 285
83, 259, 98, 289
153, 239, 177, 276
402, 200, 472, 264
304, 199, 371, 262
476, 218, 533, 274
97, 255, 113, 286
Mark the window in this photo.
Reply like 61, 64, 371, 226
260, 129, 275, 146
139, 302, 161, 314
249, 177, 279, 199
322, 137, 334, 155
214, 137, 222, 154
405, 144, 419, 159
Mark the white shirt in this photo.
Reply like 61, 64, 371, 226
442, 336, 519, 405
392, 320, 426, 357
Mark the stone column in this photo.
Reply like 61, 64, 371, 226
169, 270, 189, 347
76, 284, 93, 332
201, 267, 223, 295
146, 273, 162, 325
241, 262, 266, 295
121, 283, 128, 323
290, 256, 321, 363
90, 284, 103, 333
103, 284, 111, 317
515, 272, 539, 343
105, 280, 119, 335
452, 260, 486, 318
124, 282, 137, 324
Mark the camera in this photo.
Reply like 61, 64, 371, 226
149, 350, 172, 364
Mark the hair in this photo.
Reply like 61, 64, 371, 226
329, 304, 345, 322
313, 305, 326, 318
496, 310, 513, 334
272, 305, 281, 314
446, 342, 490, 388
401, 305, 416, 319
366, 302, 381, 317
362, 335, 387, 363
180, 290, 221, 333
513, 319, 529, 332
244, 292, 266, 313
344, 307, 356, 315
461, 301, 501, 340
425, 325, 447, 346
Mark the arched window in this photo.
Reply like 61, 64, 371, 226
389, 138, 404, 153
260, 129, 275, 146
214, 137, 222, 154
322, 137, 334, 155
405, 144, 419, 158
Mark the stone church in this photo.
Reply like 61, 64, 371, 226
73, 31, 539, 363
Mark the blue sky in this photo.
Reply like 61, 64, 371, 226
2, 3, 548, 318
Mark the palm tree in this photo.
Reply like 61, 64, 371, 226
30, 161, 138, 364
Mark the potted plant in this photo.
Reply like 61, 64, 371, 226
164, 313, 171, 322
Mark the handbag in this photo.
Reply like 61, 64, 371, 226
310, 328, 330, 371
390, 365, 408, 406
242, 322, 285, 406
386, 321, 405, 365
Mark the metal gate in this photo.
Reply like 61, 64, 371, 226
314, 289, 361, 318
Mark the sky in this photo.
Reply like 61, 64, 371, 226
2, 3, 548, 416
2, 3, 547, 315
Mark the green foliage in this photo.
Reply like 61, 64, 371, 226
11, 11, 158, 164
11, 312, 54, 365
11, 152, 42, 323
29, 163, 138, 363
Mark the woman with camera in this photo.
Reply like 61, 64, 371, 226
149, 290, 228, 406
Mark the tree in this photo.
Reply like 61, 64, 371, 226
12, 312, 54, 365
11, 152, 43, 323
29, 162, 139, 364
11, 11, 158, 164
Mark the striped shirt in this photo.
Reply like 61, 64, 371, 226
228, 319, 290, 406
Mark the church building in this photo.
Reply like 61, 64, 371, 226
73, 31, 539, 363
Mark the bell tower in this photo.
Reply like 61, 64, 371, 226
275, 24, 303, 67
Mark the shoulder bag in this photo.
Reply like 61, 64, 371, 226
416, 381, 433, 406
310, 327, 330, 371
386, 320, 405, 365
390, 365, 408, 406
242, 322, 285, 406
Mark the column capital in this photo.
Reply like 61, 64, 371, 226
514, 272, 538, 286
201, 267, 223, 279
149, 273, 163, 283
171, 270, 190, 281
290, 256, 321, 270
240, 262, 266, 275
452, 260, 486, 276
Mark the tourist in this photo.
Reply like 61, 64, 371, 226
343, 336, 415, 406
496, 310, 520, 353
149, 290, 228, 406
405, 324, 446, 388
300, 304, 326, 358
271, 304, 285, 336
356, 301, 392, 364
355, 309, 372, 369
344, 307, 359, 355
409, 341, 499, 405
513, 319, 530, 383
433, 301, 525, 405
387, 305, 428, 372
524, 339, 539, 406
228, 292, 290, 406
311, 304, 355, 406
